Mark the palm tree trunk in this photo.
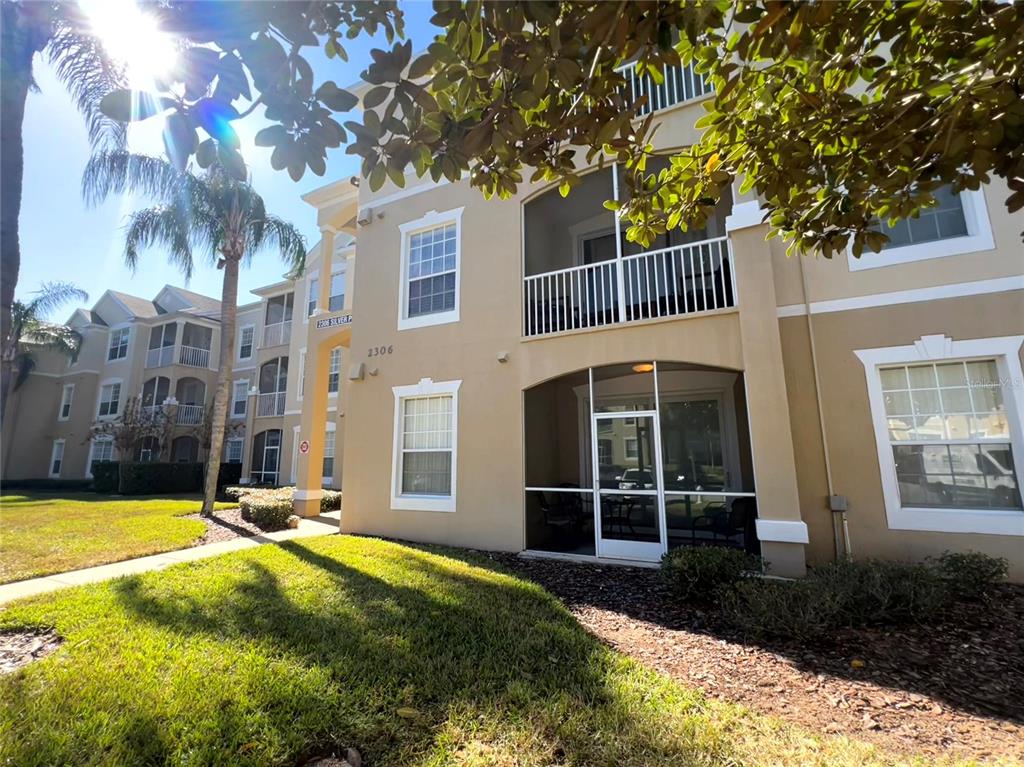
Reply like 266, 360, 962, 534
201, 256, 240, 515
0, 5, 39, 425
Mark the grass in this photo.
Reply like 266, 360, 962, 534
0, 536, 958, 767
0, 493, 233, 583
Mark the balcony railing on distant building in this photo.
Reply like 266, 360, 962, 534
145, 346, 174, 368
178, 345, 211, 368
256, 391, 286, 417
617, 60, 713, 117
175, 404, 205, 426
262, 321, 292, 348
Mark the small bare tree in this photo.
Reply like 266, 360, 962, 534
189, 407, 244, 464
88, 395, 170, 494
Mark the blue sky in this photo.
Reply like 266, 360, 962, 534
18, 1, 436, 316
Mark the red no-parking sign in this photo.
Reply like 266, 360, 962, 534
299, 440, 310, 454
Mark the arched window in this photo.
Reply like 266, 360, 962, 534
141, 376, 170, 411
252, 430, 282, 484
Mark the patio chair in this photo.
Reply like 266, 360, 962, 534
693, 498, 756, 549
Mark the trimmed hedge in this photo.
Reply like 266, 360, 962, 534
0, 478, 94, 492
90, 462, 244, 496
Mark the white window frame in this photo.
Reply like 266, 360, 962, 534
237, 324, 255, 360
86, 436, 115, 478
231, 378, 249, 418
96, 378, 123, 419
323, 421, 337, 486
58, 383, 75, 421
297, 348, 307, 401
856, 334, 1024, 536
328, 346, 341, 396
397, 207, 463, 331
390, 378, 461, 512
847, 188, 994, 272
49, 439, 66, 478
225, 437, 244, 464
107, 325, 131, 361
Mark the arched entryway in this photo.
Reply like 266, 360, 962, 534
524, 361, 757, 561
171, 435, 199, 463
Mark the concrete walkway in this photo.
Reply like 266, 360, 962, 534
0, 511, 340, 606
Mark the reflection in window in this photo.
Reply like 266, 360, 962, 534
879, 186, 968, 249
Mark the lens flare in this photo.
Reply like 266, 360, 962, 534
82, 0, 177, 90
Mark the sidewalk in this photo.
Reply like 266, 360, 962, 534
0, 511, 340, 605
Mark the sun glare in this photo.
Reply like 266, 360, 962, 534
82, 0, 177, 89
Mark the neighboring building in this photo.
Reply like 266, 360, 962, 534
292, 59, 1023, 580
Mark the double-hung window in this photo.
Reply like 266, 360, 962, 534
89, 437, 115, 476
323, 427, 336, 481
238, 326, 254, 360
857, 335, 1024, 535
225, 438, 243, 464
391, 379, 460, 512
97, 382, 121, 417
58, 384, 74, 421
398, 208, 463, 330
328, 347, 341, 394
232, 380, 249, 417
849, 186, 994, 271
49, 440, 65, 478
107, 327, 130, 361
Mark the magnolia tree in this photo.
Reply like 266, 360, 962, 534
88, 395, 172, 493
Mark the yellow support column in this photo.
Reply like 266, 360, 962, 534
293, 227, 336, 517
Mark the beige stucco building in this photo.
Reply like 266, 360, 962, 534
5, 60, 1022, 580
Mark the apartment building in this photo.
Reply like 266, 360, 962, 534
290, 60, 1023, 579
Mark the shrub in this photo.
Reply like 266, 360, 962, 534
0, 478, 94, 492
720, 558, 950, 640
932, 551, 1008, 601
320, 490, 342, 512
90, 462, 119, 493
237, 487, 294, 530
660, 546, 761, 601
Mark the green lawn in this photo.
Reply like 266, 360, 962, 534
0, 493, 232, 583
0, 536, 943, 767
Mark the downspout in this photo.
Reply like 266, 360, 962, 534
798, 255, 851, 558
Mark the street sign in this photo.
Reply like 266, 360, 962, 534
299, 440, 310, 454
315, 313, 353, 330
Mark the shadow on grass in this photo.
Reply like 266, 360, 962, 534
96, 537, 727, 766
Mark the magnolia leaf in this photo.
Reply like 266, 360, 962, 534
99, 90, 173, 123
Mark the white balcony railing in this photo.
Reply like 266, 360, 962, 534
175, 404, 205, 426
178, 345, 211, 368
262, 321, 291, 348
617, 61, 713, 117
523, 237, 734, 338
145, 346, 174, 368
256, 391, 286, 417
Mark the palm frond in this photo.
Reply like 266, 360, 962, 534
248, 215, 307, 276
24, 282, 89, 320
20, 319, 83, 358
123, 204, 196, 280
82, 151, 210, 209
48, 6, 127, 150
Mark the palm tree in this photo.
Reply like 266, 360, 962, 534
1, 281, 89, 416
82, 150, 306, 514
1, 1, 125, 392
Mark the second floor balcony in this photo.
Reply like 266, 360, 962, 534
146, 321, 213, 369
523, 165, 734, 338
256, 356, 288, 417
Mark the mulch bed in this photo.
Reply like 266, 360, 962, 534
184, 508, 265, 544
489, 554, 1024, 763
0, 629, 62, 674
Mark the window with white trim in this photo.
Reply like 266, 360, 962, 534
328, 347, 341, 394
857, 335, 1024, 536
58, 384, 74, 421
297, 348, 307, 399
225, 438, 243, 464
391, 378, 460, 511
238, 326, 254, 360
89, 437, 115, 476
323, 427, 336, 479
107, 327, 130, 360
307, 270, 346, 317
625, 437, 639, 460
849, 187, 994, 271
398, 209, 463, 330
882, 360, 1020, 511
49, 440, 65, 478
232, 380, 249, 417
97, 382, 121, 417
